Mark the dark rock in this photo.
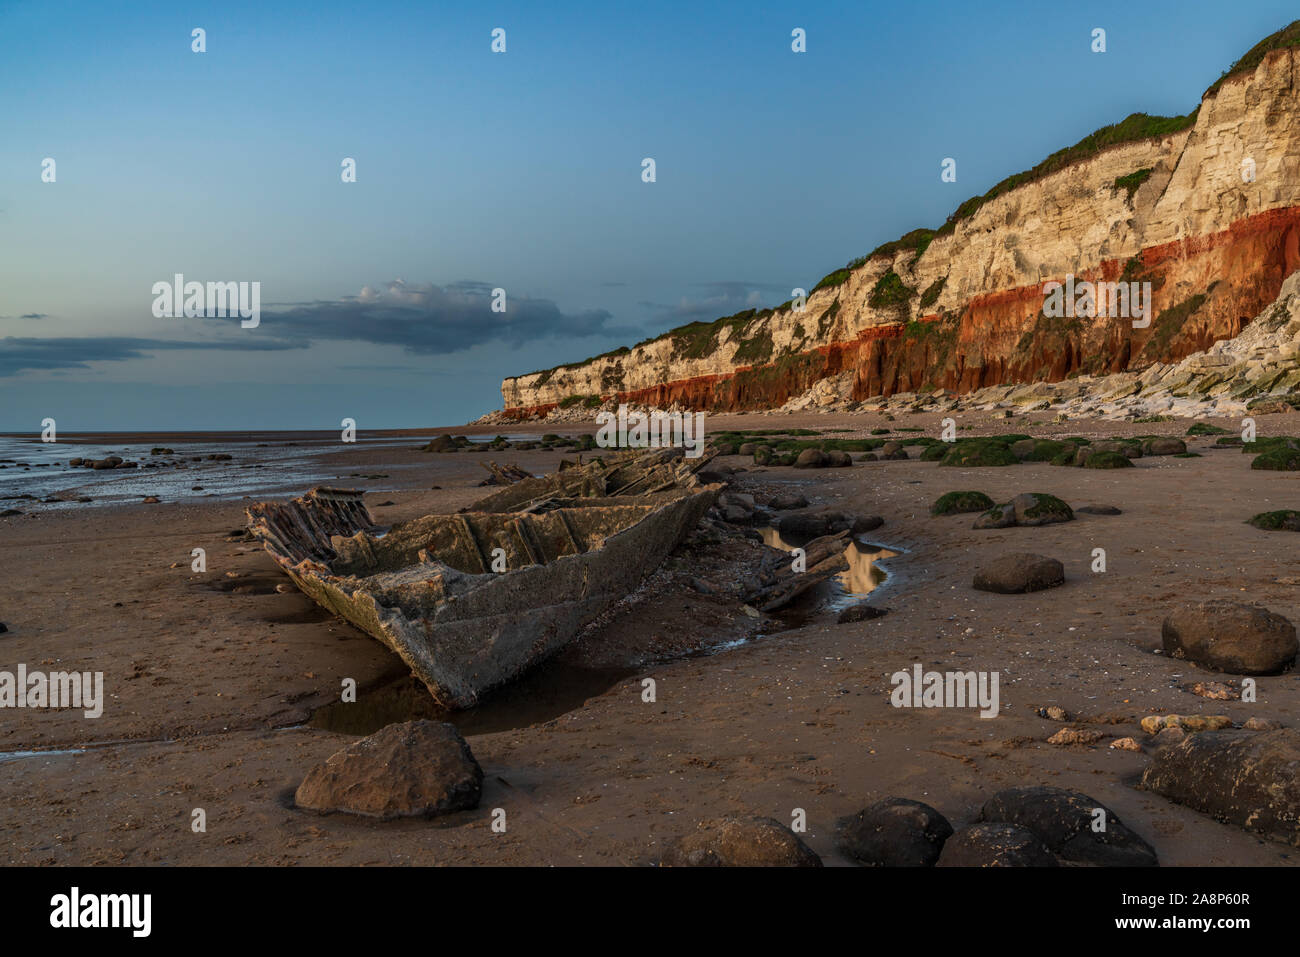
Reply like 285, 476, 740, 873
936, 822, 1059, 867
978, 786, 1157, 866
879, 441, 909, 461
777, 507, 880, 539
295, 720, 483, 819
837, 603, 889, 624
422, 435, 457, 452
826, 449, 853, 467
660, 816, 821, 867
0, 622, 7, 634
0, 509, 22, 517
1161, 600, 1297, 674
1077, 504, 1122, 515
973, 553, 1065, 594
1141, 729, 1300, 846
767, 492, 809, 511
837, 797, 952, 866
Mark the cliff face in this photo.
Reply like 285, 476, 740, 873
502, 44, 1300, 418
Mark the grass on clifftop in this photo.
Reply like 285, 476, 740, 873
1205, 19, 1300, 97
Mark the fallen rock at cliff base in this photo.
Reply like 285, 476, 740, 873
1161, 600, 1297, 674
936, 822, 1059, 867
295, 720, 483, 819
1140, 729, 1300, 847
972, 553, 1065, 594
837, 797, 953, 867
979, 786, 1158, 866
660, 816, 822, 867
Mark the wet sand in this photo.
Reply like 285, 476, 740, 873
0, 410, 1297, 865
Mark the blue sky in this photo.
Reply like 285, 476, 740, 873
1, 0, 1296, 430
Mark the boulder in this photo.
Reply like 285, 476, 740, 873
935, 823, 1058, 867
767, 492, 809, 511
825, 450, 853, 467
931, 490, 994, 516
794, 449, 828, 469
660, 816, 822, 867
422, 435, 457, 452
978, 786, 1157, 866
1161, 600, 1297, 674
837, 797, 953, 867
879, 441, 909, 461
1140, 729, 1300, 846
973, 553, 1065, 594
777, 508, 881, 539
295, 720, 483, 819
1141, 437, 1187, 456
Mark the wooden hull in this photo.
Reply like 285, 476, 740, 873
248, 484, 719, 708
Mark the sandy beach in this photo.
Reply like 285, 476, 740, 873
1, 409, 1295, 866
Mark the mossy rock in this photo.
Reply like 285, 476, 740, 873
753, 446, 774, 466
1049, 449, 1077, 467
1187, 423, 1230, 436
1248, 510, 1300, 531
1083, 451, 1135, 469
1240, 436, 1299, 454
938, 440, 1018, 467
1020, 439, 1071, 462
1251, 447, 1300, 471
1014, 492, 1074, 525
920, 443, 952, 462
931, 491, 995, 516
1173, 451, 1202, 458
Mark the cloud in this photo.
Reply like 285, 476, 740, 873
0, 336, 305, 377
255, 280, 633, 354
639, 281, 789, 323
0, 313, 50, 321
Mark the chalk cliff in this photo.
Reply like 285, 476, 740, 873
501, 25, 1300, 419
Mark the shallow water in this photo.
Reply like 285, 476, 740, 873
0, 433, 510, 511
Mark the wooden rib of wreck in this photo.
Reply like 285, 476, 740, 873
247, 466, 721, 709
464, 446, 717, 514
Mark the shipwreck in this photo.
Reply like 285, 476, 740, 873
247, 448, 720, 708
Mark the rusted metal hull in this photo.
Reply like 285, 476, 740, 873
247, 483, 720, 709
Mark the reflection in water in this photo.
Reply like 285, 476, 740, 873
758, 527, 898, 605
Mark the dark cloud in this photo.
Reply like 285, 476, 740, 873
256, 280, 633, 354
20, 314, 48, 320
639, 280, 790, 323
0, 336, 305, 377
